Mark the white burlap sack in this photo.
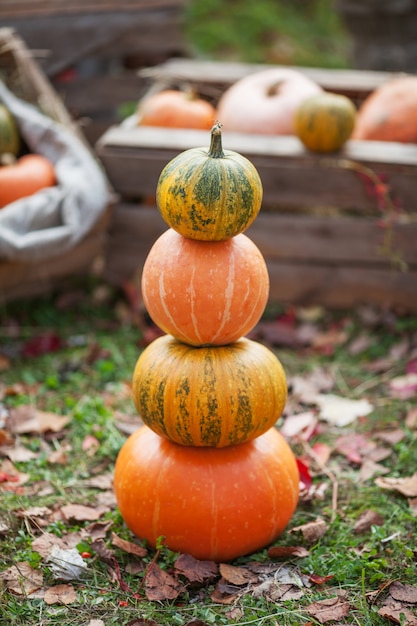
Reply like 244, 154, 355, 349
0, 80, 110, 261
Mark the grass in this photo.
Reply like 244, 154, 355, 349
1, 277, 416, 625
184, 0, 352, 68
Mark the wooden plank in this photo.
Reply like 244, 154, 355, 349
103, 204, 417, 312
139, 58, 405, 100
96, 127, 417, 214
0, 1, 187, 18
2, 9, 187, 77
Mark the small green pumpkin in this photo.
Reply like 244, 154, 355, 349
156, 122, 263, 241
294, 92, 356, 153
0, 104, 20, 158
132, 334, 287, 448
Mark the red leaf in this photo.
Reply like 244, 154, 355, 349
296, 458, 312, 490
22, 332, 63, 358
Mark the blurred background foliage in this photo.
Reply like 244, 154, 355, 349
183, 0, 352, 68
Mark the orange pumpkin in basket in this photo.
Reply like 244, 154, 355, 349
0, 154, 56, 208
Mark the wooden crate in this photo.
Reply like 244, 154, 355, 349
96, 58, 417, 313
0, 2, 189, 145
0, 27, 111, 305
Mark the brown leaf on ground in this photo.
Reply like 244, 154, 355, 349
210, 578, 241, 604
31, 532, 67, 558
334, 433, 376, 464
390, 582, 417, 604
353, 509, 384, 534
378, 600, 417, 625
61, 504, 110, 522
145, 563, 183, 601
408, 498, 417, 516
3, 443, 38, 462
44, 583, 77, 605
289, 517, 328, 544
83, 473, 114, 491
125, 619, 159, 626
174, 553, 218, 585
225, 608, 244, 622
375, 429, 406, 445
7, 405, 71, 435
405, 407, 417, 429
0, 562, 43, 595
111, 532, 147, 558
219, 563, 258, 586
267, 545, 310, 559
0, 459, 30, 488
15, 506, 54, 528
306, 596, 351, 623
375, 473, 417, 498
82, 520, 113, 542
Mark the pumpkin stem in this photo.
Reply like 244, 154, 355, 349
266, 80, 284, 97
208, 121, 224, 158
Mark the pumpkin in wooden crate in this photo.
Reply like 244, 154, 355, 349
113, 425, 299, 562
216, 67, 323, 135
0, 103, 20, 158
137, 88, 216, 130
156, 122, 263, 241
141, 229, 269, 346
294, 92, 356, 153
132, 334, 287, 448
352, 76, 417, 143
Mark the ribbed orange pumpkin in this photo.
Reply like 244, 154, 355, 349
132, 334, 287, 447
113, 425, 300, 562
352, 76, 417, 143
141, 229, 269, 346
156, 122, 263, 241
294, 92, 356, 153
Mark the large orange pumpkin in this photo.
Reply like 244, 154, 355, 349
353, 76, 417, 143
141, 229, 269, 346
132, 334, 287, 447
113, 425, 299, 562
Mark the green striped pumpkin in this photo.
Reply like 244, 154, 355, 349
0, 104, 20, 157
132, 334, 287, 447
156, 122, 263, 241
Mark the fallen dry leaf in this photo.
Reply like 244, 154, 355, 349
145, 563, 183, 601
7, 405, 71, 435
289, 517, 328, 544
61, 503, 109, 522
44, 583, 77, 605
389, 373, 417, 400
0, 561, 43, 595
267, 545, 310, 559
390, 581, 417, 604
378, 600, 417, 625
375, 473, 417, 498
174, 553, 218, 585
315, 394, 374, 427
111, 531, 148, 557
46, 546, 88, 581
353, 509, 384, 533
306, 595, 351, 623
219, 563, 258, 586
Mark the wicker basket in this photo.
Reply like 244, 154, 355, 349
0, 28, 112, 305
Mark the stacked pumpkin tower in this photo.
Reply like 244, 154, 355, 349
114, 123, 299, 563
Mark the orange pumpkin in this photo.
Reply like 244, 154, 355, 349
0, 154, 56, 208
141, 229, 269, 346
353, 76, 417, 143
113, 425, 299, 562
138, 89, 216, 130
